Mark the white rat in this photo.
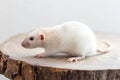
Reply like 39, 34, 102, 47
21, 21, 111, 62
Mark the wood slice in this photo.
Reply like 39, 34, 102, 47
0, 32, 120, 80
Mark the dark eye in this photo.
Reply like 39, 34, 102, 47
29, 37, 34, 41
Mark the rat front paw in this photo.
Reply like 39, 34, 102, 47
35, 53, 47, 58
67, 56, 85, 62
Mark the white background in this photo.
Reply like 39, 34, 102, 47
0, 0, 120, 79
0, 0, 120, 41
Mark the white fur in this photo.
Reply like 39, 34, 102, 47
22, 21, 111, 62
55, 21, 97, 56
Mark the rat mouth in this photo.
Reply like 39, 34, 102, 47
21, 41, 30, 48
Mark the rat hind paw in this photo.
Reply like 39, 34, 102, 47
67, 56, 85, 62
34, 53, 47, 58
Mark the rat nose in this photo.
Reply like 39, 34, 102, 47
21, 39, 30, 48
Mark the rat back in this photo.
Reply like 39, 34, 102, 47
58, 21, 97, 56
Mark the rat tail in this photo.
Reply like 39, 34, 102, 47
97, 41, 112, 54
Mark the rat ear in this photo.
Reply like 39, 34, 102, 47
40, 34, 45, 41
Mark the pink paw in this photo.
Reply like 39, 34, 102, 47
35, 53, 47, 58
67, 56, 85, 62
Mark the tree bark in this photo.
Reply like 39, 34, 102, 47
0, 33, 120, 80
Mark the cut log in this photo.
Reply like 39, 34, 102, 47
0, 32, 120, 80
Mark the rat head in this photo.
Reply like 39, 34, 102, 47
21, 30, 45, 48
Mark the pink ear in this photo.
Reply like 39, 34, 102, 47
40, 34, 44, 41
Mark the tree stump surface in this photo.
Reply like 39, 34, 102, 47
0, 32, 120, 80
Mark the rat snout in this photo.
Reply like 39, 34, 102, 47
21, 39, 30, 48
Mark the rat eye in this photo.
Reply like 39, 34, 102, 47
29, 37, 34, 41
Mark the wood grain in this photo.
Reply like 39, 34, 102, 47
0, 32, 120, 80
